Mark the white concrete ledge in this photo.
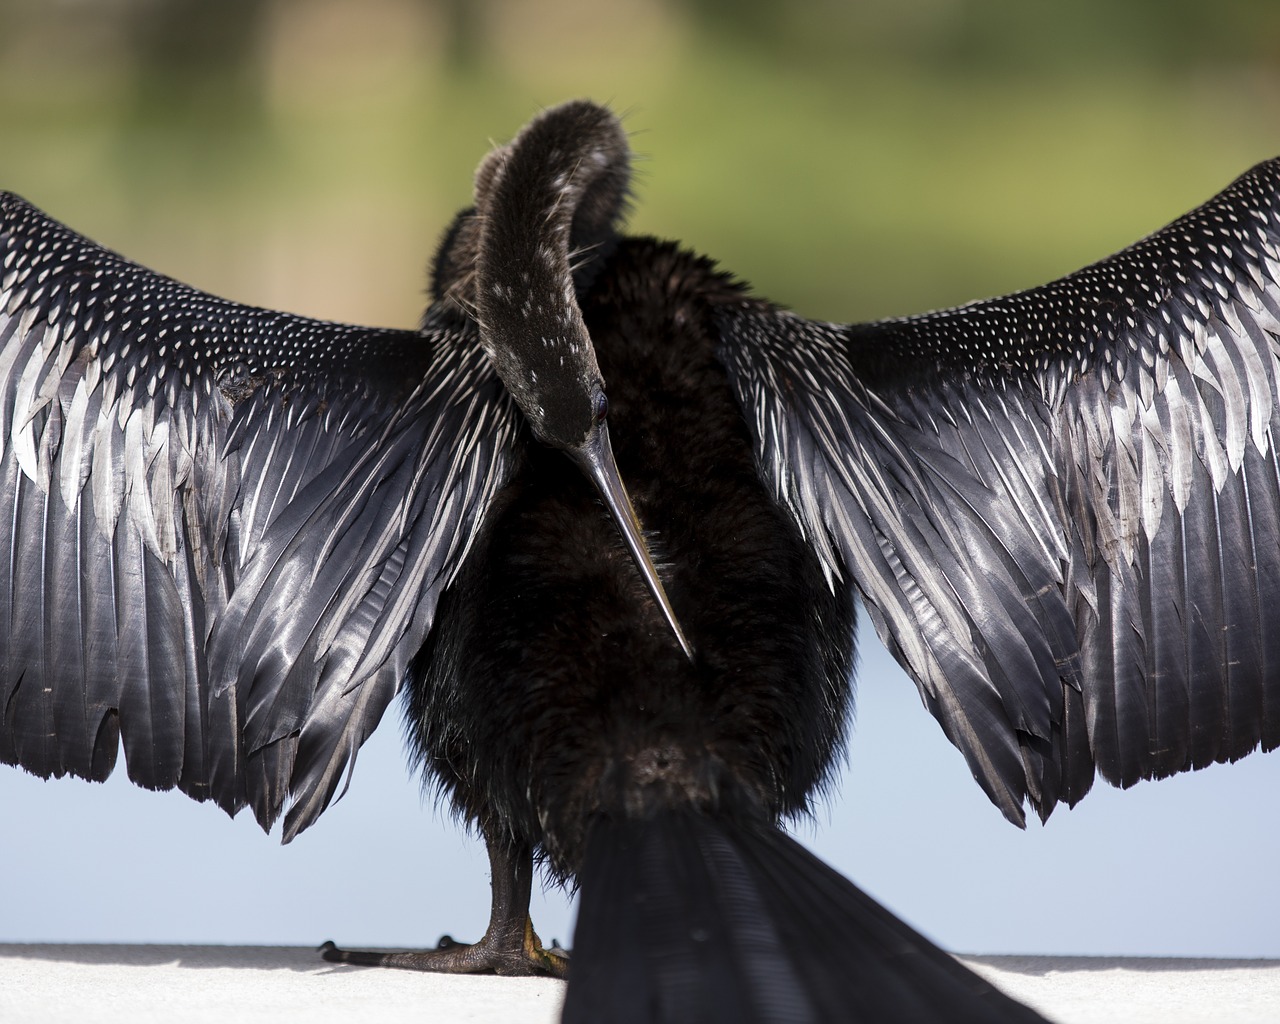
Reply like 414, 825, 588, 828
963, 955, 1280, 1024
1, 945, 1277, 1023
0, 945, 564, 1024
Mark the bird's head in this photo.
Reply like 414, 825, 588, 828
469, 101, 693, 660
475, 102, 623, 450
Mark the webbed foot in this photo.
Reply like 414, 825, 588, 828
320, 917, 568, 977
319, 828, 567, 978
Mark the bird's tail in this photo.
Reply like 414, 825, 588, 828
562, 812, 1045, 1023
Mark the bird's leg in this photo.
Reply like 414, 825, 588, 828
320, 829, 568, 978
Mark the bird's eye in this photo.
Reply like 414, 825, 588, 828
594, 391, 609, 423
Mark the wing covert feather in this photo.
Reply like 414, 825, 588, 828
0, 193, 517, 838
718, 158, 1280, 823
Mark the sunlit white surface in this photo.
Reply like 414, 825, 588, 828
2, 946, 1278, 1024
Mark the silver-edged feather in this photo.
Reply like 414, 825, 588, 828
718, 157, 1280, 823
0, 192, 518, 837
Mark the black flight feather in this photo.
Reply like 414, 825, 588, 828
0, 190, 518, 837
718, 156, 1280, 824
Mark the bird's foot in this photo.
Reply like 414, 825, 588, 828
320, 915, 569, 978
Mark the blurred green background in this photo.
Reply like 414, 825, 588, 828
1, 0, 1276, 333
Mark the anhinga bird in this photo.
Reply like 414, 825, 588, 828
2, 100, 1279, 1021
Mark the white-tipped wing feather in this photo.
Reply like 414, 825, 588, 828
718, 159, 1280, 823
0, 194, 517, 839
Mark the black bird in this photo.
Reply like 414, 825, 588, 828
2, 100, 1279, 1021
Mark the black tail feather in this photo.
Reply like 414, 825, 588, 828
563, 813, 1046, 1023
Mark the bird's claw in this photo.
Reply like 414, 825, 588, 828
319, 917, 568, 978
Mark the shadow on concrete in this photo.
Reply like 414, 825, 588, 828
965, 954, 1280, 976
7, 944, 1277, 982
0, 943, 371, 973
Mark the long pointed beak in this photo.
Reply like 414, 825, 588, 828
571, 424, 695, 661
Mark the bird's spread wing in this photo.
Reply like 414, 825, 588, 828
0, 193, 517, 840
717, 159, 1280, 825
